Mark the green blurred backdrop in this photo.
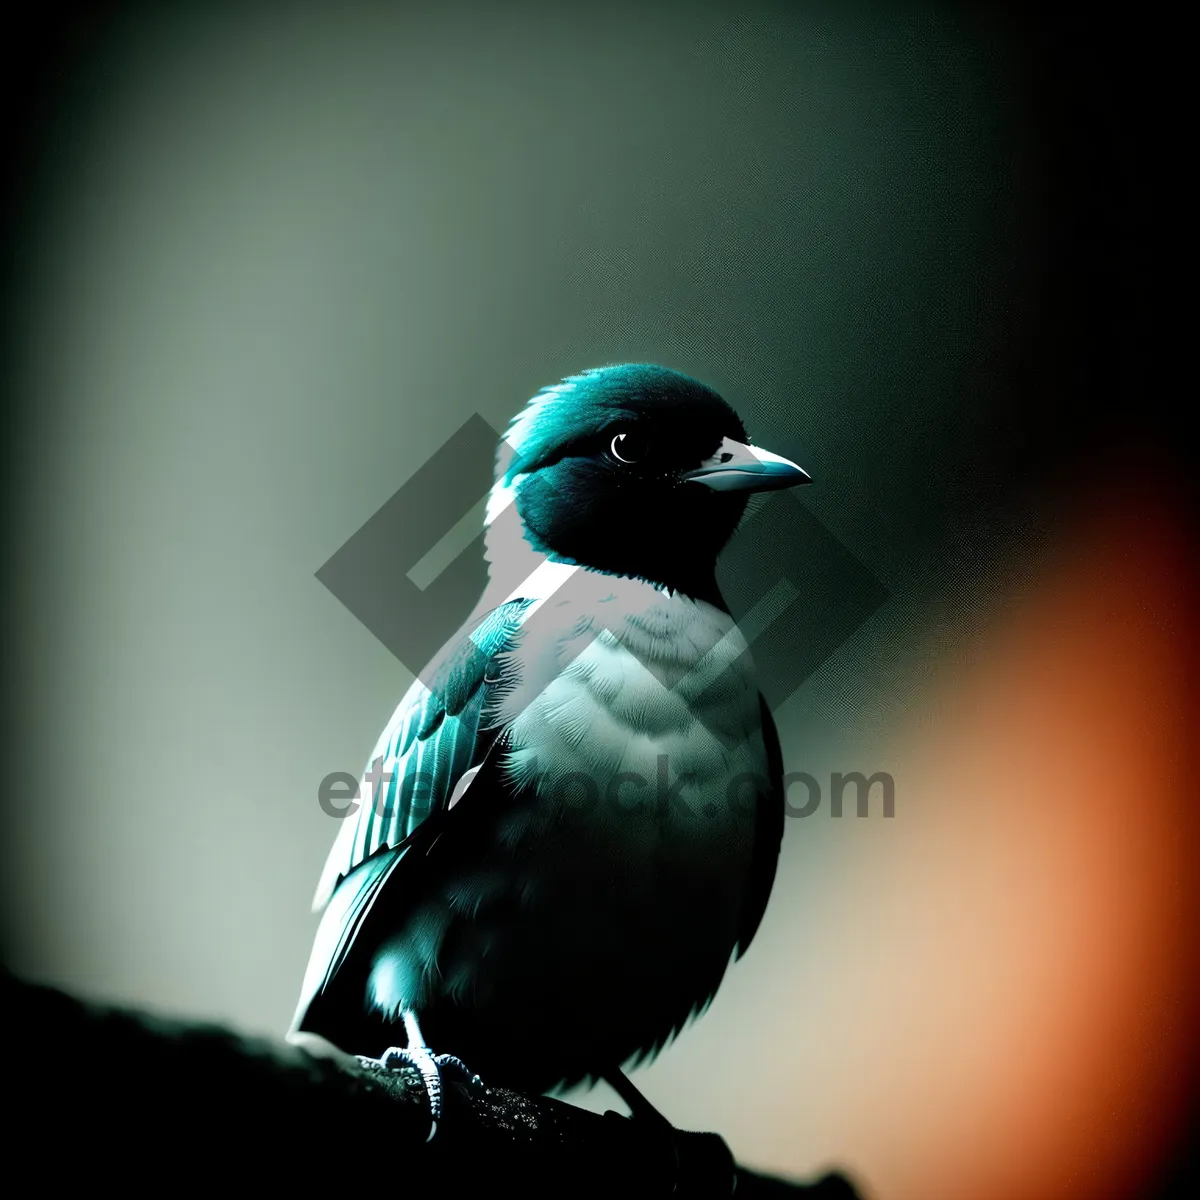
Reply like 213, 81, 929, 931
1, 4, 1188, 1198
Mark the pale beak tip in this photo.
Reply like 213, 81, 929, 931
683, 437, 812, 493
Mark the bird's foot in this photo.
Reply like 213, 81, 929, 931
429, 1052, 483, 1088
357, 1047, 483, 1142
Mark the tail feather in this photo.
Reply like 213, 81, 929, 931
290, 846, 405, 1054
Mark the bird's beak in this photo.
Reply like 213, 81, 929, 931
682, 437, 811, 492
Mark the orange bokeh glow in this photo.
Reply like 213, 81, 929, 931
694, 478, 1197, 1199
837, 483, 1196, 1198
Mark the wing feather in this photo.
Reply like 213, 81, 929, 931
311, 599, 530, 912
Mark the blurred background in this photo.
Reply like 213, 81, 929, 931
0, 3, 1191, 1197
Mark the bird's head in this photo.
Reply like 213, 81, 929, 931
486, 364, 810, 599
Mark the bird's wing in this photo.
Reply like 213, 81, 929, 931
311, 598, 532, 913
734, 693, 785, 958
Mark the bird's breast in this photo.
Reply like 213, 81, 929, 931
491, 573, 766, 888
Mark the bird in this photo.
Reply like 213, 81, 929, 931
289, 363, 811, 1141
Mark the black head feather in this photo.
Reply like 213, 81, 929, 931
494, 364, 755, 599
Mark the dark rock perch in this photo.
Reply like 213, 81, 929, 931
5, 968, 861, 1197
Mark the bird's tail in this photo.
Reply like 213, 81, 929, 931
289, 846, 405, 1056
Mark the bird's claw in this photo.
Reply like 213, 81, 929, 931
357, 1046, 483, 1142
432, 1052, 484, 1089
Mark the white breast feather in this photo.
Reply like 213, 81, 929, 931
498, 574, 765, 825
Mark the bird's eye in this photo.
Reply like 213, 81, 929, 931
609, 430, 649, 464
